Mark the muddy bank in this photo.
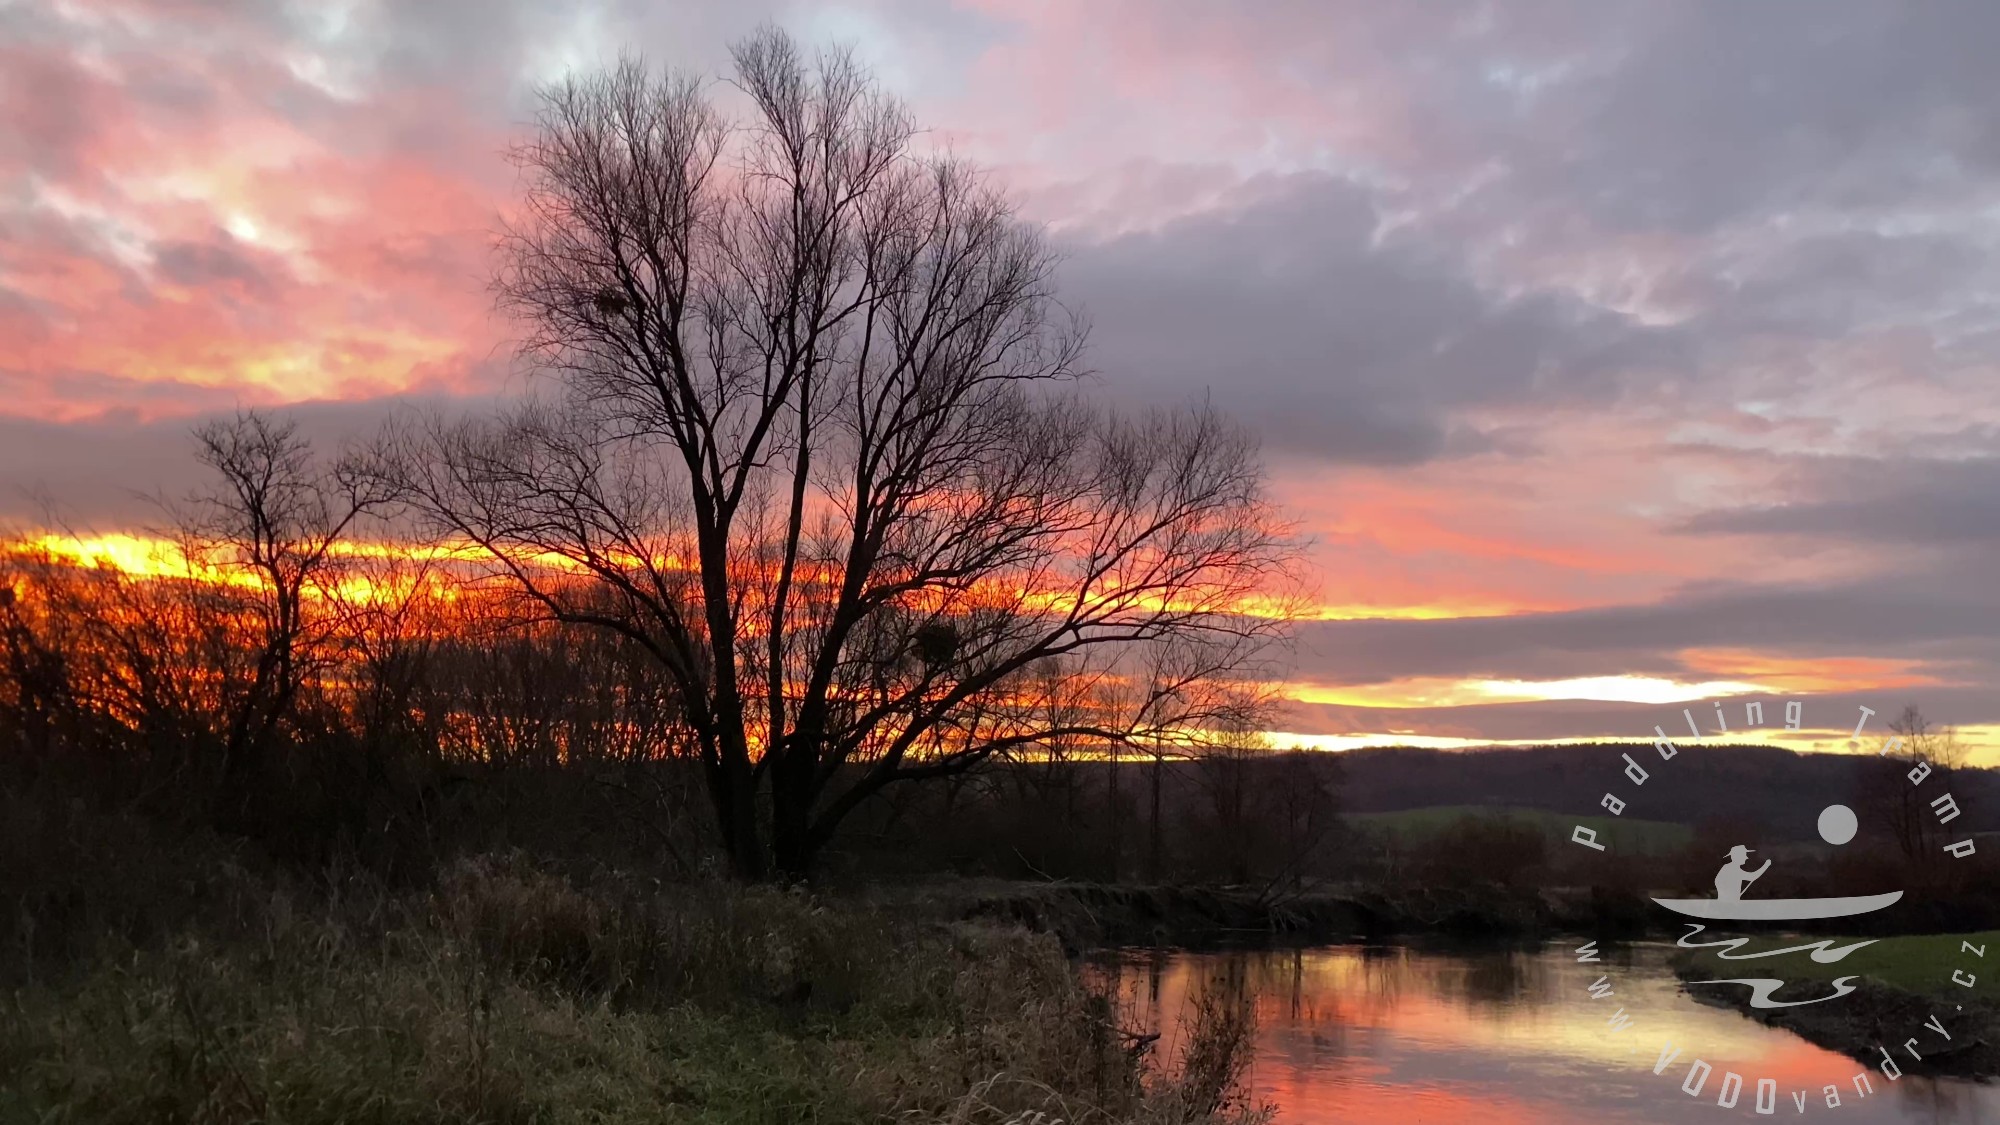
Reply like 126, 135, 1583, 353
1676, 960, 2000, 1080
899, 879, 1652, 950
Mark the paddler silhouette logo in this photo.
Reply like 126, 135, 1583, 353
1657, 808, 1901, 925
1658, 804, 1905, 1013
1566, 699, 1986, 1113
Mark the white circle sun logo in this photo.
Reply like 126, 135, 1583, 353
1817, 803, 1858, 846
1565, 699, 1983, 1115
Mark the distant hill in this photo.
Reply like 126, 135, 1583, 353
1346, 804, 1694, 854
1334, 743, 2000, 840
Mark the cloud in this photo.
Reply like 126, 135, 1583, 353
0, 393, 503, 528
1483, 1, 2000, 235
6, 0, 2000, 751
1277, 684, 2000, 744
1288, 557, 2000, 694
1059, 174, 1686, 465
1677, 455, 2000, 546
150, 231, 285, 295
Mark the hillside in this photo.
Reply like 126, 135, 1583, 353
1335, 743, 2000, 839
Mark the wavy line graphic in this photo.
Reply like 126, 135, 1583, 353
1685, 976, 1860, 1009
1676, 924, 1877, 963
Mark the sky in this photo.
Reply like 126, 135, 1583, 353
5, 0, 2000, 758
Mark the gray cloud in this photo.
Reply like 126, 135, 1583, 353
1314, 1, 2000, 240
1059, 174, 1687, 465
1677, 455, 2000, 546
152, 233, 284, 296
1290, 557, 2000, 689
1702, 231, 1993, 339
0, 394, 498, 528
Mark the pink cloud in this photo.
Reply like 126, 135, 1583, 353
0, 3, 514, 422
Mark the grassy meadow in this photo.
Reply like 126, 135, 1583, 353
0, 802, 1267, 1125
1349, 804, 1694, 855
1768, 930, 2000, 1002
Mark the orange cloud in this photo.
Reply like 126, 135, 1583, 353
1678, 649, 1938, 695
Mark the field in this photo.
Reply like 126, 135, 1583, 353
1767, 930, 2000, 1002
1348, 805, 1694, 855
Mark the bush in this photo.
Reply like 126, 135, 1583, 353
1412, 813, 1548, 890
0, 847, 1265, 1125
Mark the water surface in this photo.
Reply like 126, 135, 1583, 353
1097, 943, 1999, 1123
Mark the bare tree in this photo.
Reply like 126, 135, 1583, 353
1887, 703, 1967, 771
179, 411, 391, 828
1, 537, 234, 794
998, 655, 1106, 834
325, 550, 450, 759
1857, 703, 1965, 870
1188, 732, 1340, 889
1192, 727, 1264, 885
1127, 636, 1276, 883
373, 31, 1294, 879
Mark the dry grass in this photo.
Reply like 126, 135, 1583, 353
1169, 981, 1259, 1120
1, 843, 1266, 1125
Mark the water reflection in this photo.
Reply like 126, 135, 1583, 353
1093, 943, 1999, 1124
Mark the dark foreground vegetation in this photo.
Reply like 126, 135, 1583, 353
0, 793, 1268, 1125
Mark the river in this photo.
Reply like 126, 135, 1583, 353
1094, 943, 2000, 1123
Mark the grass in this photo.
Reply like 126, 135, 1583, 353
1350, 805, 1693, 855
0, 847, 1269, 1125
1756, 930, 2000, 1002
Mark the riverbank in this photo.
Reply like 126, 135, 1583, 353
900, 878, 1653, 949
1675, 942, 2000, 1080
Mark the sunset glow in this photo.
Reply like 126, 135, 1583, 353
5, 0, 1997, 762
13, 11, 2000, 1125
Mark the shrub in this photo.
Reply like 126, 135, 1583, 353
0, 851, 1264, 1125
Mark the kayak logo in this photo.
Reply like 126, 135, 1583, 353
1567, 699, 1986, 1112
1657, 812, 1904, 1011
1661, 819, 1900, 925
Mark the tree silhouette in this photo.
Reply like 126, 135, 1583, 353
371, 31, 1295, 879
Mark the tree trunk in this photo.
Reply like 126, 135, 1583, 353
769, 743, 817, 881
1107, 743, 1121, 882
1149, 747, 1163, 883
706, 752, 768, 881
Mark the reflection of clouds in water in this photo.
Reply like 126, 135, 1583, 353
1093, 943, 2000, 1124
